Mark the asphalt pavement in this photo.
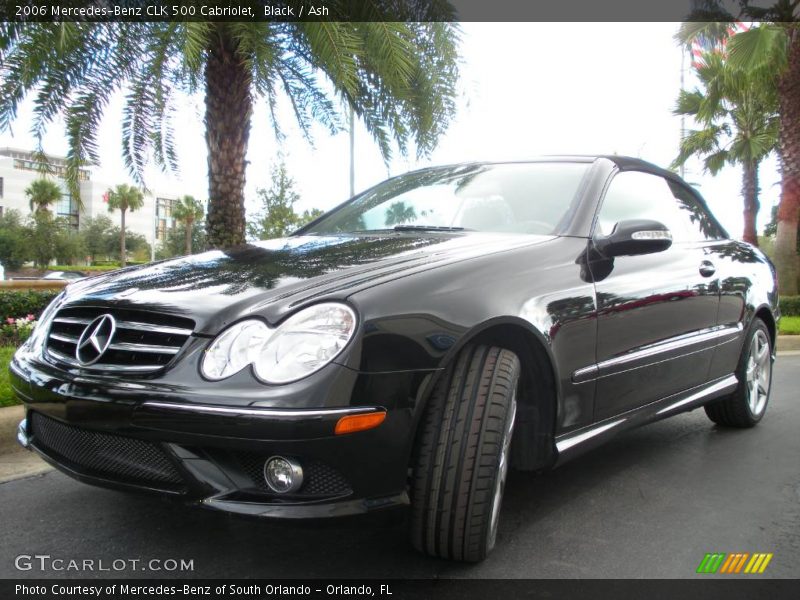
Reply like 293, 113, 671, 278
1, 356, 798, 579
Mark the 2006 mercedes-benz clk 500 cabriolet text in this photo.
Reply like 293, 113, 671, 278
12, 156, 779, 562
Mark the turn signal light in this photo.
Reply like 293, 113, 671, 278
335, 411, 386, 435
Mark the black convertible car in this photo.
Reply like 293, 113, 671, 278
12, 156, 778, 562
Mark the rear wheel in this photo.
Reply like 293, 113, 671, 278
705, 319, 772, 428
410, 344, 520, 562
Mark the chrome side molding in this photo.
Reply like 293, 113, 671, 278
140, 401, 384, 419
573, 323, 743, 383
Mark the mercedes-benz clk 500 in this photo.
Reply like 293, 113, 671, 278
12, 156, 778, 561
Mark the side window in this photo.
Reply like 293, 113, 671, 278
597, 171, 723, 243
597, 171, 689, 241
666, 180, 726, 241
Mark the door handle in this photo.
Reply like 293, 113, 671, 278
699, 261, 716, 277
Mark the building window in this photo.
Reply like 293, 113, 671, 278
0, 177, 3, 198
156, 197, 177, 240
12, 158, 89, 181
56, 191, 80, 230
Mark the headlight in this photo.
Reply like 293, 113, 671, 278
200, 303, 357, 384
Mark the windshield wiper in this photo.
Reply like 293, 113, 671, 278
392, 225, 470, 232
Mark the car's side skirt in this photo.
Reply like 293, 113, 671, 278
553, 373, 738, 465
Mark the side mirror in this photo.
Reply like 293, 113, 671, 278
593, 219, 672, 258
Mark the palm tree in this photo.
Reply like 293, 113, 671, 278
172, 195, 205, 255
680, 4, 800, 293
0, 17, 460, 249
25, 178, 62, 215
672, 50, 779, 246
106, 184, 144, 268
385, 201, 418, 226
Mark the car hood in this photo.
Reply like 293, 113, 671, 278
63, 233, 552, 334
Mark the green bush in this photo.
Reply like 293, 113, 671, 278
0, 314, 36, 346
779, 296, 800, 317
0, 290, 60, 321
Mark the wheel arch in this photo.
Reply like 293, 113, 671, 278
411, 317, 559, 472
753, 304, 777, 350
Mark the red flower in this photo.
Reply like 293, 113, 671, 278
6, 318, 15, 325
26, 314, 35, 321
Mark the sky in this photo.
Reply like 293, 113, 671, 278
0, 22, 782, 239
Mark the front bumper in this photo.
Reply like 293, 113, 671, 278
11, 349, 426, 518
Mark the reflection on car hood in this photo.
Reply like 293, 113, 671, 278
64, 233, 552, 333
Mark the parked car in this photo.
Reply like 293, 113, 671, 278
12, 156, 778, 562
42, 271, 87, 281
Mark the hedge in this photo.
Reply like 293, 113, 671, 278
49, 261, 147, 272
780, 296, 800, 317
0, 289, 60, 320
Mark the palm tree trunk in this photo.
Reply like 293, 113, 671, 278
742, 161, 760, 246
120, 208, 127, 268
775, 29, 800, 295
204, 26, 252, 249
185, 221, 192, 255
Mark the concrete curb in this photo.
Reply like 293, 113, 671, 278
777, 335, 800, 352
0, 404, 53, 483
0, 339, 798, 483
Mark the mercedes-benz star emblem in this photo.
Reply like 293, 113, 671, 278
75, 314, 116, 365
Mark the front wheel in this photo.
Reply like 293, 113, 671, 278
705, 319, 773, 428
410, 344, 520, 562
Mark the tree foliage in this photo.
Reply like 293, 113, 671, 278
172, 195, 205, 255
672, 48, 779, 244
0, 211, 151, 270
0, 210, 30, 270
679, 3, 800, 293
0, 15, 461, 247
248, 162, 323, 240
106, 183, 145, 267
157, 223, 209, 260
25, 178, 62, 214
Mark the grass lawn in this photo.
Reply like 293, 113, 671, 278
779, 316, 800, 335
0, 346, 19, 407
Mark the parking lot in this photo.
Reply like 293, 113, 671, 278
1, 355, 798, 579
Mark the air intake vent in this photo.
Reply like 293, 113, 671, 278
45, 306, 194, 374
30, 411, 185, 490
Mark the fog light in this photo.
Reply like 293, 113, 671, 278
264, 456, 303, 494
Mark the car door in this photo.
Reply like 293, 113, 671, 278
587, 170, 722, 421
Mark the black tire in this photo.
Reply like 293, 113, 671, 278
410, 344, 520, 562
704, 319, 773, 428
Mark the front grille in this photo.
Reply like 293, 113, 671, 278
234, 452, 353, 498
45, 306, 194, 374
30, 412, 184, 490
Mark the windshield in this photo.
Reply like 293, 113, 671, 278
302, 162, 590, 236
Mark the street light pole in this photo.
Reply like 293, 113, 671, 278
349, 106, 355, 198
151, 196, 157, 263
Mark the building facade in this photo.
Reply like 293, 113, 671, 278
0, 147, 179, 262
